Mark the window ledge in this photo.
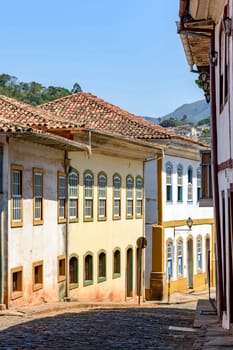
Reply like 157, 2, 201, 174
113, 273, 121, 279
199, 198, 213, 207
33, 283, 43, 292
58, 276, 66, 283
98, 277, 106, 283
11, 291, 23, 300
84, 280, 93, 287
69, 283, 79, 290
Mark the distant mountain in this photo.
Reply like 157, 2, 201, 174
142, 100, 210, 125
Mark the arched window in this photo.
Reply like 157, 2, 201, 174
98, 251, 106, 282
177, 165, 183, 202
84, 171, 93, 220
177, 240, 183, 276
69, 172, 79, 220
113, 175, 121, 219
167, 241, 173, 278
197, 236, 202, 271
69, 256, 78, 285
187, 166, 193, 202
136, 176, 143, 217
98, 173, 107, 219
126, 176, 134, 218
84, 253, 93, 285
166, 163, 173, 202
113, 249, 121, 277
197, 168, 201, 201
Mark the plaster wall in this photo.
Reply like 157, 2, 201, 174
68, 152, 144, 301
7, 138, 66, 306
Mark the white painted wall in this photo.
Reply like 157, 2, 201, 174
6, 138, 66, 306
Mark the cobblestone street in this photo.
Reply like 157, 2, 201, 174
0, 303, 197, 350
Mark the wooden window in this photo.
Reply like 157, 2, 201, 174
113, 174, 121, 219
167, 241, 173, 278
136, 176, 143, 218
69, 172, 79, 221
58, 172, 66, 223
126, 176, 134, 218
84, 171, 93, 221
166, 163, 173, 202
11, 165, 23, 227
187, 167, 193, 202
69, 256, 78, 287
177, 240, 183, 276
197, 168, 201, 201
84, 253, 93, 286
33, 261, 43, 291
197, 236, 202, 271
98, 251, 106, 282
33, 168, 43, 225
177, 165, 183, 202
98, 173, 107, 220
113, 249, 121, 278
200, 151, 212, 200
11, 266, 23, 300
57, 256, 66, 282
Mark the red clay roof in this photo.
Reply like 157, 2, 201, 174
40, 92, 172, 141
0, 95, 82, 130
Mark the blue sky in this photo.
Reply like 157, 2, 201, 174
0, 0, 204, 118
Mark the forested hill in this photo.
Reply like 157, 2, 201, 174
0, 73, 82, 105
143, 100, 210, 126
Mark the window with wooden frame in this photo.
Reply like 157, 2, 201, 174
84, 171, 93, 221
98, 173, 107, 220
136, 176, 143, 218
166, 162, 173, 202
33, 261, 43, 291
33, 168, 43, 225
57, 256, 66, 282
84, 253, 93, 286
98, 251, 106, 283
11, 266, 23, 300
197, 168, 201, 202
69, 255, 78, 288
219, 5, 229, 111
113, 248, 121, 278
69, 172, 79, 221
126, 175, 134, 218
197, 236, 203, 271
177, 164, 183, 202
113, 174, 121, 219
200, 151, 213, 202
187, 166, 193, 202
11, 165, 23, 227
177, 239, 183, 277
57, 172, 66, 223
167, 241, 173, 278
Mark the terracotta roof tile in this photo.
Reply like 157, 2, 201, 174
0, 95, 82, 130
40, 92, 172, 141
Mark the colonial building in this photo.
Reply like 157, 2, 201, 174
178, 0, 233, 329
40, 92, 214, 302
144, 136, 214, 300
0, 94, 168, 307
0, 96, 90, 308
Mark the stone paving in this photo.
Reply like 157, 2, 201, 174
0, 289, 232, 349
0, 304, 196, 349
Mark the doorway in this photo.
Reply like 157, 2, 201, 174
126, 248, 133, 297
187, 239, 193, 289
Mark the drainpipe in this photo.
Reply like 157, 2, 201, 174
64, 150, 70, 301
